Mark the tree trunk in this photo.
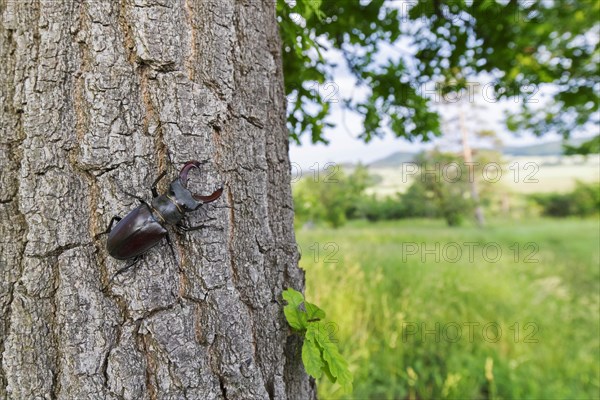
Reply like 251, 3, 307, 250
0, 0, 314, 399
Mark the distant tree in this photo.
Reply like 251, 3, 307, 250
571, 181, 600, 217
400, 183, 439, 219
532, 181, 600, 217
434, 83, 504, 227
293, 164, 373, 227
564, 136, 600, 156
412, 152, 473, 226
408, 150, 505, 226
357, 193, 406, 222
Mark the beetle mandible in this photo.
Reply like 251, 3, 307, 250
103, 160, 223, 268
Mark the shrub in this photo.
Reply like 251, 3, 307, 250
530, 181, 599, 217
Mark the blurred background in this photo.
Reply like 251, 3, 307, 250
278, 0, 599, 398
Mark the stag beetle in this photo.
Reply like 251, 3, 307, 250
102, 161, 223, 276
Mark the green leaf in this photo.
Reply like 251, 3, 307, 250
305, 301, 326, 322
313, 325, 354, 393
282, 288, 307, 330
301, 332, 324, 379
564, 135, 600, 155
321, 357, 336, 383
283, 288, 353, 394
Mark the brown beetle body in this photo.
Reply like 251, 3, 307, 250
107, 204, 167, 260
105, 161, 223, 260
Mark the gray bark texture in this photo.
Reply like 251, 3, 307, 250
0, 0, 315, 399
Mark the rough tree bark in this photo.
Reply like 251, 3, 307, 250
0, 0, 314, 399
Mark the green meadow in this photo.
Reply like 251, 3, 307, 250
296, 218, 600, 399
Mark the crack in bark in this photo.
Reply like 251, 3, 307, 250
118, 0, 138, 67
136, 322, 158, 400
138, 64, 168, 171
218, 374, 228, 400
100, 320, 121, 395
50, 255, 63, 399
26, 243, 86, 259
0, 1, 31, 392
183, 0, 197, 82
225, 186, 238, 282
238, 113, 265, 130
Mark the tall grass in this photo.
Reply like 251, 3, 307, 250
296, 218, 600, 399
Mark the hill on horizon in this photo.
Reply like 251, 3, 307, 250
369, 137, 591, 168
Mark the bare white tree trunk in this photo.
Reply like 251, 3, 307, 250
458, 106, 485, 228
0, 0, 314, 398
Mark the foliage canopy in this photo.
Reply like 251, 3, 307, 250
277, 0, 599, 148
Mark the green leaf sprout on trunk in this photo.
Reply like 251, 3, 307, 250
282, 288, 353, 393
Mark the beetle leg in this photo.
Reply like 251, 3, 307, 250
104, 256, 141, 290
117, 257, 140, 275
123, 191, 148, 206
176, 220, 224, 233
176, 223, 209, 232
151, 170, 167, 198
95, 215, 121, 239
174, 215, 217, 233
99, 216, 122, 236
164, 232, 179, 266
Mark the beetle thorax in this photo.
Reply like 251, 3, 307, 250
149, 179, 203, 226
150, 194, 185, 225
